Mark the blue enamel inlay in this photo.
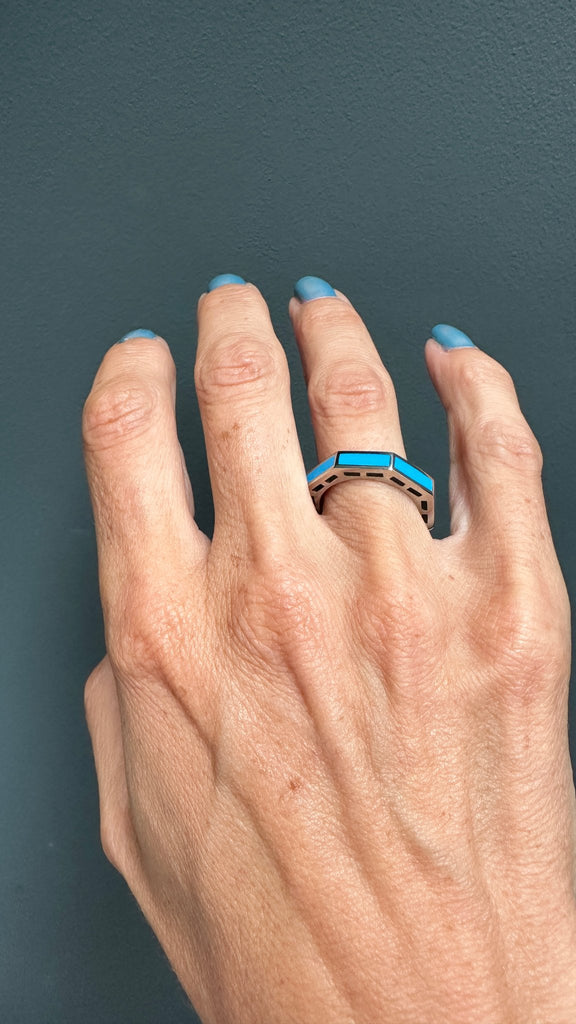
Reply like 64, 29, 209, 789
336, 451, 392, 468
307, 454, 337, 484
392, 455, 433, 492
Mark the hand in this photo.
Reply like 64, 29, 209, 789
83, 278, 576, 1024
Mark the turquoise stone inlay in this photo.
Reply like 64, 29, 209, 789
307, 454, 337, 484
392, 455, 433, 492
336, 452, 391, 468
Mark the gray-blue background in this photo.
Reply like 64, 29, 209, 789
2, 1, 575, 1020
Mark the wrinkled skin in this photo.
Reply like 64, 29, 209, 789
83, 282, 576, 1023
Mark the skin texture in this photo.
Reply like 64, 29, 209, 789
82, 283, 576, 1023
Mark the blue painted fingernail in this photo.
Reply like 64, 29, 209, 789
119, 329, 157, 342
207, 274, 247, 291
293, 276, 337, 302
431, 323, 476, 349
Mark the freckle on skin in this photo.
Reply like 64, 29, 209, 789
220, 423, 240, 441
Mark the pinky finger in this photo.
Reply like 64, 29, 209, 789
424, 325, 554, 572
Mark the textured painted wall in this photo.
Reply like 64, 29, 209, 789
2, 0, 576, 1019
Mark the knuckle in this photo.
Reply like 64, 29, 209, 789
457, 356, 515, 395
491, 590, 542, 656
357, 579, 444, 678
302, 301, 358, 332
82, 378, 161, 451
475, 583, 569, 704
108, 625, 156, 683
471, 417, 543, 473
230, 557, 324, 663
194, 333, 286, 399
309, 359, 393, 417
107, 587, 191, 684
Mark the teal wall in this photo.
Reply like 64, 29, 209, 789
2, 1, 575, 1019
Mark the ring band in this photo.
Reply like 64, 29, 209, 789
306, 451, 435, 528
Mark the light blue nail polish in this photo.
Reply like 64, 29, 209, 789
207, 274, 247, 291
293, 276, 337, 302
431, 323, 476, 349
119, 329, 157, 341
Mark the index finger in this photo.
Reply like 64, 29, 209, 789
82, 332, 210, 650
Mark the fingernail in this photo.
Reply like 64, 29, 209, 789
431, 323, 476, 349
207, 274, 247, 291
293, 276, 337, 302
119, 329, 157, 342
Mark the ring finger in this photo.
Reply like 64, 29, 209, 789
289, 276, 426, 547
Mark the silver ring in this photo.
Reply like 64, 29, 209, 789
306, 451, 434, 529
